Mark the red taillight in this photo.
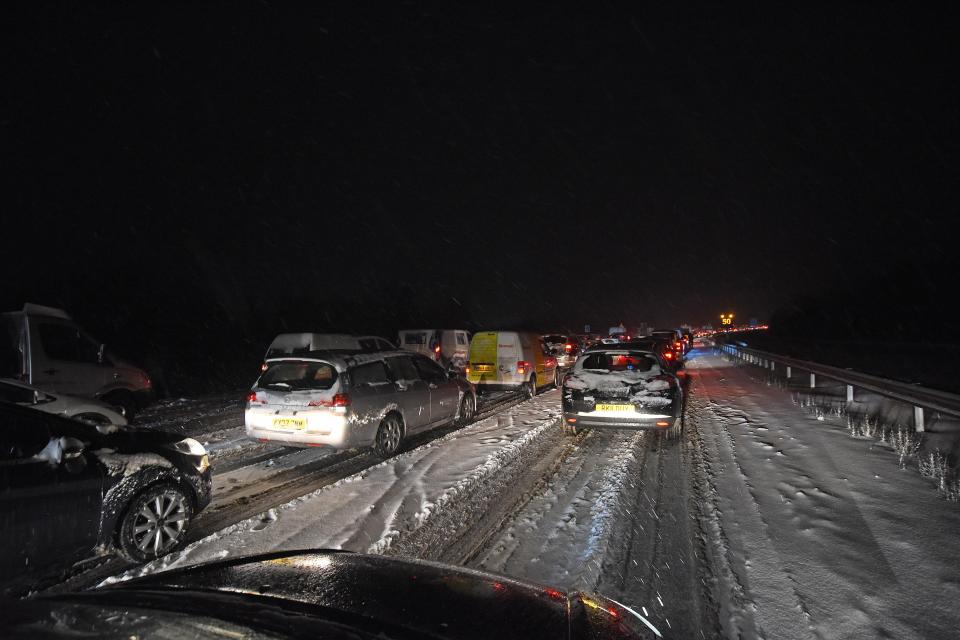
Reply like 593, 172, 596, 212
656, 420, 670, 427
674, 341, 682, 349
465, 365, 471, 374
332, 393, 351, 407
434, 345, 441, 353
663, 351, 673, 359
564, 343, 573, 351
246, 391, 264, 404
517, 360, 530, 375
260, 362, 268, 372
544, 587, 566, 600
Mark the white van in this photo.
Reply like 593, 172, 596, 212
466, 331, 559, 397
0, 303, 153, 419
398, 329, 470, 369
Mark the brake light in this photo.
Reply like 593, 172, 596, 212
434, 344, 441, 355
663, 351, 673, 359
564, 343, 573, 351
517, 360, 531, 375
332, 393, 351, 407
246, 391, 265, 404
656, 420, 670, 427
674, 341, 682, 349
260, 362, 268, 372
465, 365, 471, 374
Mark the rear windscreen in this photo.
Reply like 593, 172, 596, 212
403, 332, 428, 345
258, 361, 338, 391
580, 352, 657, 373
543, 335, 566, 344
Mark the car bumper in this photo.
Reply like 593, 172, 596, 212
563, 411, 677, 429
245, 409, 355, 449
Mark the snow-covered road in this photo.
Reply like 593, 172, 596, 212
94, 349, 960, 640
689, 351, 960, 640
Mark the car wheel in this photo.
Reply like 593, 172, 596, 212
104, 390, 137, 422
456, 393, 476, 426
118, 484, 193, 562
374, 414, 404, 458
524, 375, 537, 399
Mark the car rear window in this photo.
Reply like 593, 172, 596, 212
258, 361, 339, 391
580, 352, 657, 373
543, 335, 566, 344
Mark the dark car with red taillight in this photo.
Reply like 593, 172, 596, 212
561, 347, 682, 435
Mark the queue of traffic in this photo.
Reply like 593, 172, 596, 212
244, 326, 694, 455
0, 304, 693, 591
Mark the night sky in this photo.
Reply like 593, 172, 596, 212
4, 3, 958, 389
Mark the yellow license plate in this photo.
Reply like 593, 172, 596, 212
272, 417, 306, 430
475, 364, 494, 372
594, 404, 635, 413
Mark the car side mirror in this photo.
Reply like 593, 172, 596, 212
60, 436, 85, 460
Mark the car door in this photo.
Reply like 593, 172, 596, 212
384, 356, 430, 432
413, 355, 458, 425
28, 319, 105, 396
0, 407, 104, 588
348, 361, 395, 442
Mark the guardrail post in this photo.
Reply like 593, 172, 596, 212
786, 366, 791, 378
810, 373, 816, 389
914, 406, 925, 432
846, 385, 854, 403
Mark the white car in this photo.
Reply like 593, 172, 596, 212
263, 333, 396, 360
0, 378, 128, 427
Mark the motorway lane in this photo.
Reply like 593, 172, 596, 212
41, 389, 524, 594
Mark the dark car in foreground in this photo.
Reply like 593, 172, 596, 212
0, 550, 661, 639
0, 401, 212, 595
561, 347, 682, 434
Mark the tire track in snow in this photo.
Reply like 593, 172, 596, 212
692, 356, 816, 640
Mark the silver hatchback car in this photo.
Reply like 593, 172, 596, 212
245, 350, 477, 457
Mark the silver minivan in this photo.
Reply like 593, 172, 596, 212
1, 304, 153, 419
245, 350, 477, 457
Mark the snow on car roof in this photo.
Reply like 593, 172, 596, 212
264, 350, 417, 370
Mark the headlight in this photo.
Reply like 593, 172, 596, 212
170, 437, 207, 457
166, 438, 210, 473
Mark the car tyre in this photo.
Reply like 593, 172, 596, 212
117, 484, 193, 563
524, 375, 537, 399
374, 414, 404, 458
456, 393, 476, 426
